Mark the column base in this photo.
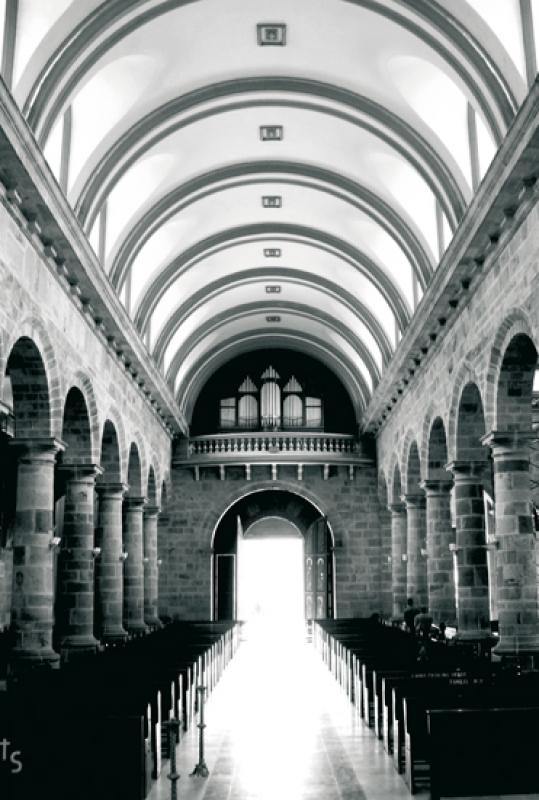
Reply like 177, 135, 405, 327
126, 621, 149, 636
10, 646, 60, 673
101, 626, 128, 644
60, 634, 101, 654
144, 615, 163, 630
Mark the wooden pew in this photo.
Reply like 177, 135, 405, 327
427, 705, 539, 800
3, 620, 239, 799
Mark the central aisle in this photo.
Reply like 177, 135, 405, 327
149, 623, 424, 800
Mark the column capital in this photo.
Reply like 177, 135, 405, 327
420, 479, 453, 495
387, 501, 406, 514
57, 462, 103, 480
445, 460, 485, 479
124, 494, 147, 509
96, 481, 128, 498
401, 493, 426, 509
144, 504, 160, 517
10, 436, 65, 459
481, 429, 536, 455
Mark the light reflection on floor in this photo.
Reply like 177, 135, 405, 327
148, 621, 427, 800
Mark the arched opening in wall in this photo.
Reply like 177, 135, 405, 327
95, 420, 122, 639
455, 382, 494, 629
1, 338, 51, 639
191, 349, 356, 436
54, 387, 93, 651
237, 516, 304, 639
496, 335, 537, 513
533, 367, 539, 518
426, 417, 456, 626
495, 333, 538, 614
377, 472, 392, 616
157, 481, 168, 611
405, 441, 428, 608
211, 490, 334, 635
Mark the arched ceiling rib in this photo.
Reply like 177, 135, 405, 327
73, 77, 468, 232
151, 268, 394, 369
21, 0, 519, 145
109, 161, 434, 291
178, 332, 369, 424
165, 302, 381, 392
7, 0, 532, 427
132, 223, 412, 335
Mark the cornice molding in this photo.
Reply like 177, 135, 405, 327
0, 76, 186, 436
363, 78, 539, 434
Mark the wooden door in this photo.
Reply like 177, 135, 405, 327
304, 518, 333, 619
214, 553, 236, 620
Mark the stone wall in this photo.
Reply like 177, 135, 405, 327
0, 549, 13, 629
0, 197, 172, 630
376, 195, 539, 496
158, 463, 392, 620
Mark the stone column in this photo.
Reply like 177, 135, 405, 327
402, 493, 428, 607
95, 483, 128, 643
483, 432, 539, 657
9, 437, 64, 670
55, 464, 101, 655
421, 479, 456, 626
446, 461, 490, 639
388, 502, 407, 619
143, 504, 162, 629
123, 496, 148, 634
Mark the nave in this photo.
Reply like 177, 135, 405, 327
150, 625, 412, 800
149, 627, 535, 800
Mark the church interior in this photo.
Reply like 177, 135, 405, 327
1, 1, 539, 798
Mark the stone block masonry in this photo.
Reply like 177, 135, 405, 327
158, 463, 391, 620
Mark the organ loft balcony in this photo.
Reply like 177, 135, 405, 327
173, 430, 373, 481
172, 352, 375, 480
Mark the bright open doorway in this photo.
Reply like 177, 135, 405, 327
237, 518, 305, 640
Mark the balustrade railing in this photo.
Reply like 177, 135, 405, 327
186, 432, 358, 458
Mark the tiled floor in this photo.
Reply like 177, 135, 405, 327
148, 622, 538, 800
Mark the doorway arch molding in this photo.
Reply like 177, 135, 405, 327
204, 480, 346, 552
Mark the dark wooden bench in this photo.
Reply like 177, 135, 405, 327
428, 705, 539, 800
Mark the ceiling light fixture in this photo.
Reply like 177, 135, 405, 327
257, 23, 286, 46
260, 125, 283, 141
262, 196, 282, 208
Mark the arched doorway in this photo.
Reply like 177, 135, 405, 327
238, 516, 304, 628
211, 490, 334, 623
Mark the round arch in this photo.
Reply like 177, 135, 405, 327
5, 318, 62, 440
73, 78, 467, 232
110, 162, 434, 291
209, 484, 339, 622
165, 301, 382, 391
23, 0, 517, 156
178, 332, 367, 425
152, 267, 394, 368
484, 309, 537, 430
133, 223, 413, 335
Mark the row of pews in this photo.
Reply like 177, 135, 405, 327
314, 618, 539, 799
0, 620, 239, 800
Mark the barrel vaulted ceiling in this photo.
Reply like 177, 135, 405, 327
3, 0, 537, 426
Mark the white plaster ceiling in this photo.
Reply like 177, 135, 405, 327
7, 0, 535, 422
